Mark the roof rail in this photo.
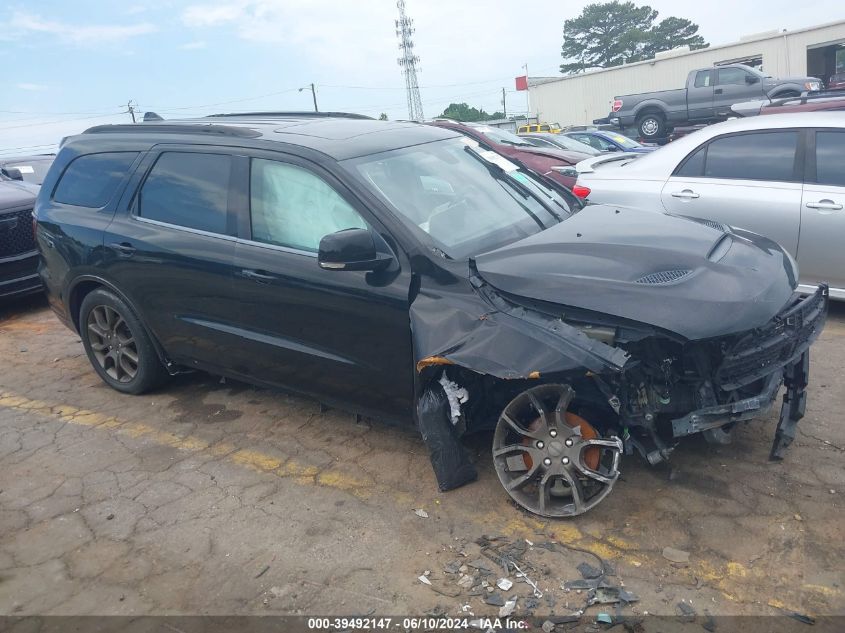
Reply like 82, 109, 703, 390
82, 123, 262, 138
205, 111, 373, 120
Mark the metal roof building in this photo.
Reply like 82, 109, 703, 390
528, 19, 845, 127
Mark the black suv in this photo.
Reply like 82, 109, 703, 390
1, 181, 41, 300
36, 113, 827, 517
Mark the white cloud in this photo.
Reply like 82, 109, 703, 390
7, 11, 156, 45
16, 83, 48, 91
180, 40, 207, 50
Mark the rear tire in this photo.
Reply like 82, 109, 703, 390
79, 289, 168, 395
637, 113, 666, 140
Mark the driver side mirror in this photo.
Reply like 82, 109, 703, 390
318, 228, 393, 272
745, 74, 759, 84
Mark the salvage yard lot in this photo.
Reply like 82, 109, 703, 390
0, 296, 843, 618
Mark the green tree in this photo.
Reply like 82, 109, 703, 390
378, 112, 388, 120
560, 1, 707, 74
642, 16, 708, 58
439, 103, 504, 122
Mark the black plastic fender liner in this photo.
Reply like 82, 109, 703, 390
416, 381, 478, 492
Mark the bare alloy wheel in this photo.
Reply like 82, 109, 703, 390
86, 305, 139, 383
492, 383, 622, 517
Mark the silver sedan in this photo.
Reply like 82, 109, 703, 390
573, 112, 845, 299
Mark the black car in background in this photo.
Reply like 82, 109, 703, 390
1, 181, 41, 300
34, 113, 826, 517
0, 154, 56, 186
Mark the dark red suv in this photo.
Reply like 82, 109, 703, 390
428, 120, 590, 189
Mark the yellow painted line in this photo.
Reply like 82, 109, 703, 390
0, 390, 840, 608
0, 391, 372, 499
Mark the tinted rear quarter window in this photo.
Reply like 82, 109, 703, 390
675, 146, 706, 177
703, 131, 798, 182
137, 152, 231, 234
54, 152, 138, 208
815, 131, 845, 187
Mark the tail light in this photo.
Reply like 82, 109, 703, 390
611, 99, 623, 112
572, 185, 591, 199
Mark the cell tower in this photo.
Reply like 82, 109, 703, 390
395, 0, 424, 121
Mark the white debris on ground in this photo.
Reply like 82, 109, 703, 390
439, 371, 469, 425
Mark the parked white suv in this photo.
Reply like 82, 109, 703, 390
573, 112, 845, 299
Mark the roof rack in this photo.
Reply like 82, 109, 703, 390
82, 123, 262, 138
205, 111, 373, 120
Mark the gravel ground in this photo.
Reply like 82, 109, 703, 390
0, 295, 842, 620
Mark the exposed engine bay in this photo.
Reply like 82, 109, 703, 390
414, 277, 828, 518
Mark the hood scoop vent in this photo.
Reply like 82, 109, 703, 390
635, 269, 692, 285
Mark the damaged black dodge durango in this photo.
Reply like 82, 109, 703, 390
35, 113, 827, 517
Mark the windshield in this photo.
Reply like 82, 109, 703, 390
342, 138, 574, 259
471, 126, 533, 146
552, 135, 602, 155
602, 132, 641, 149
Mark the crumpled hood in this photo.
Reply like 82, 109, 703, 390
474, 205, 797, 340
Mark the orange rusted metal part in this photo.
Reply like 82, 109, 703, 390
416, 355, 454, 373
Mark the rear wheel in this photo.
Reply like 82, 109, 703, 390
492, 384, 622, 517
79, 289, 168, 394
637, 112, 666, 139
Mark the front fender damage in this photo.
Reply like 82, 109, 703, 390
410, 269, 629, 492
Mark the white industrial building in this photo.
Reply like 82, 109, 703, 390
528, 19, 845, 127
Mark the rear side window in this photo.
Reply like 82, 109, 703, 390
54, 152, 138, 208
815, 131, 845, 187
694, 71, 712, 88
675, 146, 706, 177
703, 132, 798, 182
137, 152, 231, 234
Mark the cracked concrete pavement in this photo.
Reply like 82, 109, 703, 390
0, 295, 842, 617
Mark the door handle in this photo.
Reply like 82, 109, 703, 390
671, 189, 700, 199
109, 242, 136, 257
241, 269, 276, 283
714, 88, 723, 94
806, 200, 843, 211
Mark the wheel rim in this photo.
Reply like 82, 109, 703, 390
492, 384, 622, 517
641, 118, 659, 136
87, 305, 139, 383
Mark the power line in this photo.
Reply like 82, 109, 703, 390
0, 111, 123, 132
146, 88, 302, 113
0, 143, 59, 155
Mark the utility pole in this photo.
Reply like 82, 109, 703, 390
299, 84, 318, 112
395, 0, 424, 121
126, 100, 137, 123
501, 87, 507, 119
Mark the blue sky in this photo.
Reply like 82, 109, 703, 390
1, 0, 840, 156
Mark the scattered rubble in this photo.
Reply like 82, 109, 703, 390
414, 508, 429, 519
499, 596, 517, 617
496, 577, 513, 591
411, 533, 643, 621
662, 546, 691, 564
